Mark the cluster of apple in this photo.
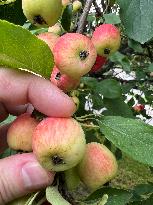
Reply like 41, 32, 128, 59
7, 113, 118, 191
6, 0, 121, 196
22, 0, 121, 93
37, 23, 121, 93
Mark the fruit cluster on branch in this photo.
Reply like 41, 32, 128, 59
7, 0, 122, 203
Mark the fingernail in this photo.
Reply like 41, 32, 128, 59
21, 161, 54, 189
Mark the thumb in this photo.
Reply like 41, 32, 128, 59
0, 153, 55, 204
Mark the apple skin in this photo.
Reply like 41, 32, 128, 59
37, 32, 59, 53
7, 113, 39, 152
91, 24, 121, 57
133, 104, 145, 112
32, 117, 86, 172
62, 0, 71, 8
53, 33, 97, 79
48, 23, 63, 35
90, 55, 107, 73
73, 0, 82, 13
50, 66, 80, 93
77, 142, 118, 190
22, 0, 62, 27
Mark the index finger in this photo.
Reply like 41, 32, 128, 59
0, 68, 76, 117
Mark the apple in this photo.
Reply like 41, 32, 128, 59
37, 32, 59, 53
48, 23, 63, 35
72, 0, 82, 13
50, 66, 80, 93
77, 142, 118, 190
62, 0, 71, 8
22, 0, 62, 27
91, 24, 121, 57
90, 55, 107, 73
133, 104, 145, 112
7, 113, 39, 152
32, 117, 86, 172
53, 33, 97, 79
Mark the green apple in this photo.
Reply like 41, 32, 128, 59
22, 0, 62, 27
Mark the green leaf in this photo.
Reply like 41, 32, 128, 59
132, 183, 153, 198
109, 52, 130, 72
98, 116, 153, 167
0, 115, 16, 126
103, 14, 121, 24
61, 4, 73, 31
46, 186, 71, 205
136, 70, 146, 80
128, 39, 143, 53
0, 20, 54, 79
0, 0, 26, 25
0, 148, 17, 159
81, 77, 98, 89
129, 193, 153, 205
103, 97, 134, 118
87, 14, 96, 23
147, 64, 153, 72
117, 0, 153, 44
84, 187, 133, 205
95, 79, 122, 99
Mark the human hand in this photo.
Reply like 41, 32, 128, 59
0, 68, 76, 204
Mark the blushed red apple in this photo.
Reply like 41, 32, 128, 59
50, 66, 80, 92
48, 23, 63, 35
92, 24, 121, 57
53, 33, 97, 79
37, 32, 59, 53
7, 113, 39, 151
77, 142, 118, 190
32, 117, 86, 172
90, 55, 107, 73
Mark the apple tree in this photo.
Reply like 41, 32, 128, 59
0, 0, 153, 204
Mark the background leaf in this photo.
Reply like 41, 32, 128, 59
103, 14, 121, 24
117, 0, 153, 43
98, 116, 153, 167
103, 97, 134, 118
95, 79, 122, 99
61, 4, 73, 31
84, 187, 133, 205
0, 0, 26, 25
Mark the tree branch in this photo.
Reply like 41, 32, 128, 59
77, 0, 94, 34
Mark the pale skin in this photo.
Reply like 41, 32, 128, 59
0, 68, 76, 204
